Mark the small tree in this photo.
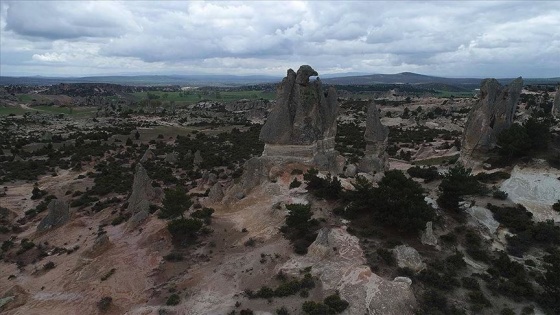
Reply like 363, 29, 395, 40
437, 164, 484, 211
160, 187, 192, 219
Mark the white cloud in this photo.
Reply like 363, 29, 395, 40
1, 0, 559, 77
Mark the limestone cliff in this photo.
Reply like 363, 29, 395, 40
358, 102, 389, 172
460, 77, 523, 162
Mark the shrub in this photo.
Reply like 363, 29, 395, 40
438, 164, 484, 211
167, 218, 203, 242
43, 261, 56, 270
303, 169, 342, 200
407, 166, 440, 182
111, 216, 125, 226
493, 190, 508, 200
553, 200, 560, 212
160, 187, 193, 219
282, 204, 319, 255
166, 294, 180, 306
376, 248, 396, 266
97, 296, 112, 313
101, 268, 116, 281
289, 178, 302, 189
163, 252, 184, 262
346, 171, 435, 233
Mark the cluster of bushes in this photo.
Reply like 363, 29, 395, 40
90, 162, 133, 196
496, 116, 552, 161
0, 160, 49, 184
303, 169, 342, 200
302, 293, 349, 314
488, 204, 560, 256
389, 126, 460, 145
280, 204, 319, 255
344, 171, 435, 233
335, 122, 365, 163
437, 164, 486, 211
407, 166, 440, 182
246, 272, 315, 299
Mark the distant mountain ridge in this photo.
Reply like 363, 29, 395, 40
1, 72, 558, 87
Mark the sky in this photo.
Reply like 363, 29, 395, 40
1, 1, 559, 78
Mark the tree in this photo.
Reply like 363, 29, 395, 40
346, 170, 435, 233
497, 124, 531, 159
134, 130, 140, 140
160, 187, 193, 219
437, 164, 484, 211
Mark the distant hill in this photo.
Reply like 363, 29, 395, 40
1, 72, 557, 88
0, 74, 281, 87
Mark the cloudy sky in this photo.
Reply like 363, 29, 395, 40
1, 1, 559, 78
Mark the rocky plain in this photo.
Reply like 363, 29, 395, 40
0, 66, 559, 315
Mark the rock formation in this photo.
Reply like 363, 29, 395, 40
420, 221, 438, 247
37, 199, 70, 232
127, 163, 156, 228
164, 152, 179, 164
207, 183, 224, 203
193, 150, 204, 166
358, 102, 389, 172
279, 227, 416, 314
460, 77, 523, 162
140, 148, 155, 163
553, 85, 560, 117
259, 65, 343, 172
393, 245, 426, 273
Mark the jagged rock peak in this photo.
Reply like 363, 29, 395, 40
259, 65, 338, 145
461, 77, 523, 160
126, 163, 155, 228
37, 199, 70, 232
358, 102, 389, 173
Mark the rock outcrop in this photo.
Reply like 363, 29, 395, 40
460, 77, 523, 163
393, 245, 426, 273
420, 221, 438, 247
358, 102, 389, 173
279, 227, 416, 314
37, 199, 70, 232
259, 65, 343, 173
127, 163, 156, 228
207, 183, 224, 203
164, 152, 179, 164
140, 149, 155, 163
553, 85, 560, 117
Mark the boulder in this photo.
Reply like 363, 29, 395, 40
358, 102, 389, 173
207, 183, 224, 203
393, 245, 426, 273
420, 221, 438, 247
127, 163, 156, 228
461, 77, 523, 163
37, 199, 70, 232
466, 206, 500, 234
344, 164, 357, 177
82, 233, 112, 258
279, 228, 416, 314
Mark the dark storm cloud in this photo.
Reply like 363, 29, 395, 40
1, 1, 558, 77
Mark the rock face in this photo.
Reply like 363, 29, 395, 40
37, 200, 70, 232
466, 206, 500, 234
553, 85, 560, 117
207, 183, 224, 203
393, 245, 426, 273
279, 227, 416, 315
259, 65, 342, 173
140, 149, 155, 163
461, 77, 523, 162
420, 221, 438, 247
358, 103, 389, 172
127, 163, 156, 228
500, 163, 560, 222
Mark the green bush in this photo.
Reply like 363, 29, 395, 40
289, 178, 302, 189
167, 218, 203, 242
166, 293, 180, 306
160, 187, 193, 219
97, 296, 112, 313
438, 164, 484, 211
346, 171, 435, 233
